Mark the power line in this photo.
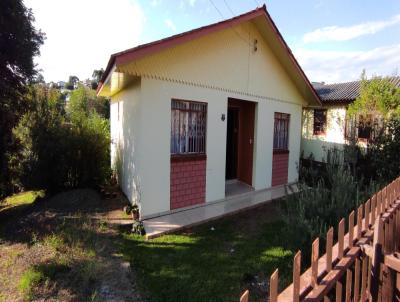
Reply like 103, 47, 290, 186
222, 0, 235, 16
208, 0, 252, 46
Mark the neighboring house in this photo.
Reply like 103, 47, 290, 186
97, 6, 321, 218
302, 78, 400, 162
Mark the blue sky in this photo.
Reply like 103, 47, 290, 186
26, 0, 400, 83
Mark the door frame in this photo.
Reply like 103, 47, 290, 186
226, 98, 256, 187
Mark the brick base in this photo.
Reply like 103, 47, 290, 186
271, 152, 289, 186
170, 157, 206, 210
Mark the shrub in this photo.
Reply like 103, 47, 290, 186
282, 150, 377, 261
9, 84, 110, 193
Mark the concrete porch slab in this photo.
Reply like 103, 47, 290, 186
143, 183, 297, 239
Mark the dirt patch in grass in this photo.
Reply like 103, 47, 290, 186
0, 188, 142, 302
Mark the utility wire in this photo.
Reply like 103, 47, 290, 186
208, 0, 252, 46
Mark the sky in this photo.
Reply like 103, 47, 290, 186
24, 0, 400, 84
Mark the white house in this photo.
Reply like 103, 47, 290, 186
97, 6, 321, 219
302, 78, 400, 162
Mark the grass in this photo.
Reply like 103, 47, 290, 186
0, 190, 45, 213
14, 218, 103, 301
121, 202, 294, 302
18, 267, 45, 300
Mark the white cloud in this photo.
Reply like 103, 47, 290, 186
24, 0, 146, 82
151, 0, 161, 7
294, 44, 400, 83
188, 0, 196, 6
165, 19, 177, 32
303, 14, 400, 43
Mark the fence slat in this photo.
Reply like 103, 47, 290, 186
354, 258, 360, 302
270, 269, 278, 302
326, 227, 333, 273
348, 211, 354, 249
371, 218, 384, 301
365, 199, 371, 229
239, 290, 249, 302
357, 204, 364, 239
371, 194, 376, 224
312, 238, 319, 288
293, 251, 301, 302
361, 256, 368, 301
345, 269, 352, 302
377, 191, 382, 215
338, 219, 345, 259
336, 280, 342, 302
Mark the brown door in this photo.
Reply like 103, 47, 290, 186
225, 108, 239, 180
226, 99, 255, 186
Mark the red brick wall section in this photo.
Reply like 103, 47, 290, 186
271, 152, 289, 186
170, 158, 206, 210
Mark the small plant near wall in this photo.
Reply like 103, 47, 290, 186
124, 203, 140, 221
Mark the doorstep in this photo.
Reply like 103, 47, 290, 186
142, 182, 297, 239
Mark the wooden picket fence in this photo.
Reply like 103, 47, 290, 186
240, 176, 400, 302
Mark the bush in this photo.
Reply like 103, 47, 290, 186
282, 150, 377, 261
9, 84, 110, 192
365, 117, 400, 183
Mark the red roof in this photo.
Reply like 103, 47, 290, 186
98, 5, 321, 105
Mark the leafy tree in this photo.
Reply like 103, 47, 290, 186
348, 72, 400, 118
10, 84, 111, 192
91, 69, 104, 90
0, 0, 45, 197
346, 72, 400, 183
68, 84, 109, 120
65, 75, 79, 90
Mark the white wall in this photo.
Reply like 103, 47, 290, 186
301, 107, 346, 162
110, 80, 143, 214
132, 77, 303, 217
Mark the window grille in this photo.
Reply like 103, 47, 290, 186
273, 112, 290, 150
171, 100, 207, 155
313, 109, 327, 135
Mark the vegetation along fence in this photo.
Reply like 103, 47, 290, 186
240, 176, 400, 302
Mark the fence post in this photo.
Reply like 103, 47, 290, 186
312, 238, 319, 288
270, 269, 278, 302
293, 251, 301, 302
371, 217, 384, 301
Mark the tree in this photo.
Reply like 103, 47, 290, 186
68, 84, 109, 120
348, 72, 400, 119
91, 69, 104, 90
0, 0, 45, 197
346, 72, 400, 183
65, 75, 79, 90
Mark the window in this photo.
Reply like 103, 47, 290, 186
345, 114, 381, 141
171, 99, 207, 155
357, 114, 373, 140
313, 109, 327, 135
273, 112, 290, 150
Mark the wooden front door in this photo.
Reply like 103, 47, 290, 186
226, 99, 255, 186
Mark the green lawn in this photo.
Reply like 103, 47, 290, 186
1, 190, 45, 213
121, 201, 294, 302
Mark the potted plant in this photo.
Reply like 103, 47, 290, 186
124, 203, 140, 221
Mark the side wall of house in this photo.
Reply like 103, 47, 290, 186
110, 80, 144, 212
301, 106, 346, 162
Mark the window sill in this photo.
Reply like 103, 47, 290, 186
273, 149, 289, 154
171, 153, 207, 162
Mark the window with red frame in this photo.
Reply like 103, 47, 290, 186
273, 112, 290, 150
313, 109, 327, 135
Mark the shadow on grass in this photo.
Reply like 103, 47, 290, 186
120, 207, 294, 302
